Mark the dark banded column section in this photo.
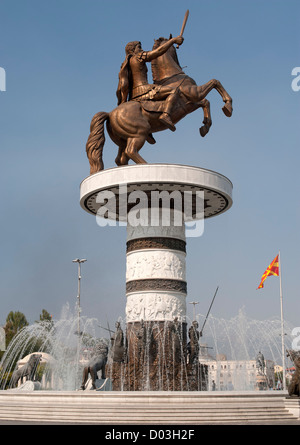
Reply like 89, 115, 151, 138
127, 237, 186, 254
125, 214, 187, 323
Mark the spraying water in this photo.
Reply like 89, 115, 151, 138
197, 308, 293, 364
0, 305, 294, 391
0, 303, 107, 390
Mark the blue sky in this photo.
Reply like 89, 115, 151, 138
0, 1, 299, 341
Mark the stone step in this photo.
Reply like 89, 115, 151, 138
0, 393, 288, 403
0, 402, 290, 411
0, 408, 295, 423
0, 415, 295, 424
0, 404, 291, 413
0, 407, 295, 417
0, 405, 285, 416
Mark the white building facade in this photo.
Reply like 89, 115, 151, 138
200, 351, 275, 391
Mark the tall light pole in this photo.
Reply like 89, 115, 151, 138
189, 301, 199, 322
72, 258, 87, 337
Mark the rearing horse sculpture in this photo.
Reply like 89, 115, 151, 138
86, 37, 232, 175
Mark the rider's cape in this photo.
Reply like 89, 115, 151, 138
116, 55, 132, 105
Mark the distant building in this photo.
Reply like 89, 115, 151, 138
199, 344, 275, 390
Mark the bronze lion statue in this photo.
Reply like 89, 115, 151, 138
10, 353, 42, 388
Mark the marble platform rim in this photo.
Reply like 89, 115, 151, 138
80, 163, 233, 187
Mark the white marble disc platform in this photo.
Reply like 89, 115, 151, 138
80, 164, 233, 221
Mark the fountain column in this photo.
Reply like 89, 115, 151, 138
125, 217, 187, 325
124, 212, 188, 390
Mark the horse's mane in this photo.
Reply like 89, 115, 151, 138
151, 36, 182, 83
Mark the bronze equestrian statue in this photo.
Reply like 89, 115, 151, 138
86, 13, 233, 174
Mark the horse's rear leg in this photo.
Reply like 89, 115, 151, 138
125, 137, 147, 165
115, 144, 129, 166
199, 99, 212, 137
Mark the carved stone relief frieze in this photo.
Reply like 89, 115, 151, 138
126, 250, 186, 281
126, 291, 186, 322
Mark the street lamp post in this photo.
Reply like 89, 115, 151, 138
72, 258, 87, 337
189, 301, 199, 322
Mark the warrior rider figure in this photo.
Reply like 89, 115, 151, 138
116, 35, 184, 132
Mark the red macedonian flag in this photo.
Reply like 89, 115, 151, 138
257, 255, 279, 289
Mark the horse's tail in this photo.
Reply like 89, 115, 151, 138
86, 111, 109, 174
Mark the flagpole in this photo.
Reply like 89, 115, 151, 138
279, 250, 286, 390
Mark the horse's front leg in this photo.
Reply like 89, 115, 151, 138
200, 79, 232, 117
199, 99, 212, 137
182, 80, 232, 117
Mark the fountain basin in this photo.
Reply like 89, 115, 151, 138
0, 390, 297, 424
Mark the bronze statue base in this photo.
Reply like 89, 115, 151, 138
107, 321, 207, 391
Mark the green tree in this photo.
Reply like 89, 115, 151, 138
38, 309, 52, 322
4, 311, 29, 347
36, 309, 53, 327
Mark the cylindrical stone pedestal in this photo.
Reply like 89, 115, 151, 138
126, 218, 187, 324
125, 213, 188, 390
80, 164, 233, 391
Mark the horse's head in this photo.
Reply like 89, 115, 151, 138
153, 35, 180, 62
153, 36, 170, 49
151, 35, 183, 83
